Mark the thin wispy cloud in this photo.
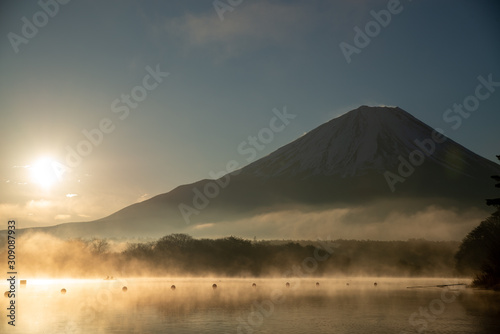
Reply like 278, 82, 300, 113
165, 1, 316, 59
55, 214, 71, 220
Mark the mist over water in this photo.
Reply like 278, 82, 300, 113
194, 203, 487, 241
1, 230, 498, 333
0, 232, 462, 278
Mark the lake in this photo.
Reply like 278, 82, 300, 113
1, 277, 499, 333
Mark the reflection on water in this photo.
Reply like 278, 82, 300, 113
1, 277, 499, 333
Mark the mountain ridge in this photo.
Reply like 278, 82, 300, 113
15, 105, 500, 240
240, 105, 497, 179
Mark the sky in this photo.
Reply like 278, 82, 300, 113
0, 0, 499, 228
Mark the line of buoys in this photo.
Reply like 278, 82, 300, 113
48, 280, 386, 297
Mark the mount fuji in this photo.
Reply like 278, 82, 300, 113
27, 106, 500, 240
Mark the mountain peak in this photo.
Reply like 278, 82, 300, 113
241, 105, 424, 178
350, 104, 399, 113
239, 105, 496, 180
338, 105, 412, 123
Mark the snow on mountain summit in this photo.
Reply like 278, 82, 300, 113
240, 105, 483, 179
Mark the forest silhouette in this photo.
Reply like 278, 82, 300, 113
0, 232, 462, 278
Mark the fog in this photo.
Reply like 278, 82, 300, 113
1, 231, 498, 333
0, 231, 464, 279
185, 200, 488, 241
3, 277, 499, 334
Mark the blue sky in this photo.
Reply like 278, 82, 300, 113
1, 0, 499, 227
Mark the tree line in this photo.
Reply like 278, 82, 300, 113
455, 154, 500, 289
0, 232, 461, 278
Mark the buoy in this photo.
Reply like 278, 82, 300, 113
20, 280, 27, 285
252, 283, 257, 288
374, 282, 378, 287
212, 284, 217, 289
122, 286, 128, 292
4, 291, 10, 298
61, 289, 67, 294
346, 283, 350, 286
171, 285, 176, 290
285, 282, 290, 288
315, 282, 320, 287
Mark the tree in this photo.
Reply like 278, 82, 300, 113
455, 212, 500, 273
486, 155, 500, 207
88, 238, 109, 255
456, 154, 500, 289
470, 212, 500, 289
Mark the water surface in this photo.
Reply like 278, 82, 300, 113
1, 277, 499, 333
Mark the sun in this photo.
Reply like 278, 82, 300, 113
30, 157, 59, 189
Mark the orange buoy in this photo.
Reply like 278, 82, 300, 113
171, 285, 176, 290
285, 282, 290, 288
61, 289, 67, 294
122, 286, 128, 292
315, 282, 320, 287
212, 284, 217, 290
252, 283, 257, 288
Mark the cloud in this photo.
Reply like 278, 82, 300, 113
0, 195, 114, 228
27, 199, 52, 209
193, 223, 215, 230
165, 1, 316, 59
0, 202, 55, 227
55, 214, 71, 220
185, 200, 488, 241
136, 193, 150, 203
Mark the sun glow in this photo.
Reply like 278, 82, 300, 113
30, 157, 59, 189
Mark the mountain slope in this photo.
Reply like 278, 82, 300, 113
23, 106, 500, 239
241, 106, 496, 180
